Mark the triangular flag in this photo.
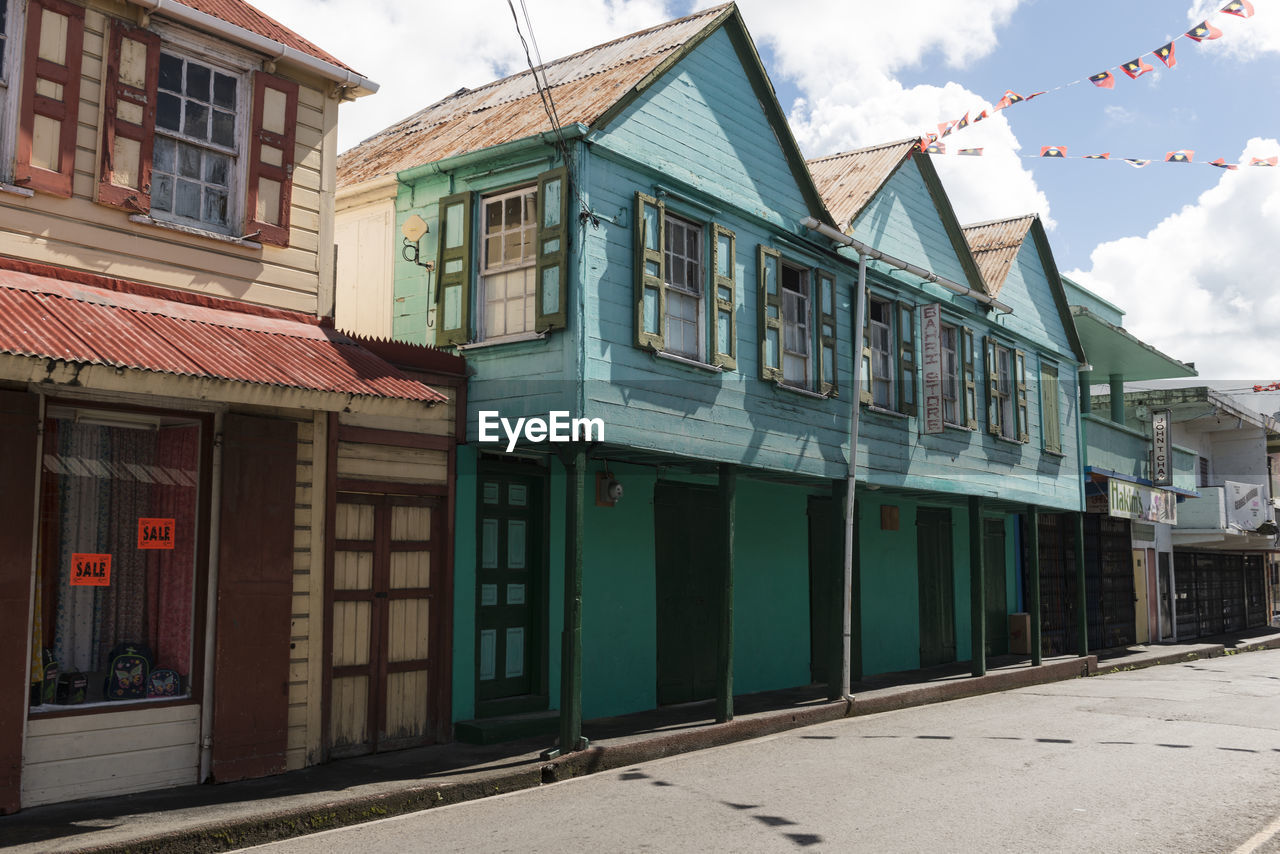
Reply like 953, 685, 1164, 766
958, 148, 984, 156
938, 121, 956, 138
1221, 0, 1254, 18
955, 112, 971, 131
1083, 153, 1111, 160
1024, 91, 1048, 102
1186, 21, 1223, 41
1209, 158, 1239, 170
973, 110, 989, 123
925, 141, 946, 155
1165, 150, 1194, 163
1089, 71, 1116, 89
1250, 156, 1278, 166
1040, 146, 1067, 158
1154, 43, 1176, 69
995, 90, 1024, 110
1121, 57, 1154, 79
1124, 159, 1151, 168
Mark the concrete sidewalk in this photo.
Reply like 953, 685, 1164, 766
5, 628, 1279, 854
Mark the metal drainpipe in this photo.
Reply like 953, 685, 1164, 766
840, 254, 868, 698
198, 411, 224, 782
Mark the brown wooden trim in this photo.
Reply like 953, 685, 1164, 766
387, 588, 432, 600
372, 495, 390, 742
190, 411, 215, 708
15, 0, 85, 197
97, 20, 160, 211
244, 72, 298, 247
454, 379, 468, 446
336, 425, 451, 452
385, 660, 429, 675
26, 698, 199, 721
335, 478, 447, 497
320, 412, 338, 762
437, 445, 456, 743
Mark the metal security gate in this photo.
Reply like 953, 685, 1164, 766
1084, 515, 1135, 650
1030, 513, 1078, 657
1174, 552, 1269, 640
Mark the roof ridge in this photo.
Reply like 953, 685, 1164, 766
961, 213, 1038, 232
806, 137, 920, 164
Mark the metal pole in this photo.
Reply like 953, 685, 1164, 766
1075, 512, 1089, 657
970, 495, 986, 677
1027, 505, 1042, 666
715, 463, 735, 723
558, 447, 585, 753
837, 255, 869, 698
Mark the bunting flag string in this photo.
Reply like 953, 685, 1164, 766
919, 139, 1279, 172
930, 0, 1255, 140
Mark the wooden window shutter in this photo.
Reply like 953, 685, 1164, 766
634, 192, 664, 350
896, 301, 916, 415
962, 327, 977, 430
534, 167, 569, 332
244, 71, 298, 247
97, 21, 159, 212
1015, 349, 1029, 443
15, 0, 85, 197
816, 268, 837, 395
1041, 362, 1061, 453
434, 191, 473, 347
859, 288, 872, 405
711, 224, 737, 369
757, 245, 782, 382
985, 337, 1000, 436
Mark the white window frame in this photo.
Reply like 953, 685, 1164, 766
0, 0, 26, 184
868, 296, 894, 409
662, 212, 704, 361
781, 261, 810, 388
478, 183, 538, 342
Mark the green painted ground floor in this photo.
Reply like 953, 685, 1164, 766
448, 446, 1052, 729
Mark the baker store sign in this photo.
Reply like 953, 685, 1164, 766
1108, 479, 1177, 525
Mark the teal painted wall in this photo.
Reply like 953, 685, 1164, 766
986, 237, 1077, 362
451, 446, 477, 721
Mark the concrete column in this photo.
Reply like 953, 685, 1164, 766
1080, 371, 1092, 416
1109, 374, 1125, 424
970, 496, 986, 677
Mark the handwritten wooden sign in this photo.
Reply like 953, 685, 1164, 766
70, 553, 112, 586
137, 518, 176, 550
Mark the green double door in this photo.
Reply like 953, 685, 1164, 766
654, 482, 724, 706
475, 465, 546, 716
917, 508, 956, 668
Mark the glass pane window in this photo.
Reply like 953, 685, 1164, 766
480, 185, 538, 339
996, 344, 1016, 439
663, 215, 703, 359
31, 411, 201, 710
941, 324, 960, 425
781, 264, 810, 387
869, 298, 893, 408
153, 51, 239, 232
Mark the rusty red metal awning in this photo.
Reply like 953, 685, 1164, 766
0, 264, 446, 403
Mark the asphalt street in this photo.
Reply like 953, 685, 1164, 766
243, 651, 1280, 854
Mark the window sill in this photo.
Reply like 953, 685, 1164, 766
1042, 448, 1067, 459
652, 349, 723, 373
0, 182, 34, 198
942, 422, 974, 432
456, 330, 548, 351
128, 215, 263, 249
775, 381, 833, 401
861, 404, 909, 419
28, 695, 196, 720
991, 434, 1027, 447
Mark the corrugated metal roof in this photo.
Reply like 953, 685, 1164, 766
171, 0, 355, 72
807, 139, 919, 231
338, 4, 732, 186
961, 215, 1037, 297
0, 267, 446, 403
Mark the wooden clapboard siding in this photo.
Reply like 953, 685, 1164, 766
286, 416, 320, 770
0, 0, 336, 314
334, 199, 394, 338
21, 704, 199, 807
335, 441, 447, 484
986, 237, 1077, 360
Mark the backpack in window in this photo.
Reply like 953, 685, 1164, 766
104, 642, 153, 700
147, 668, 181, 698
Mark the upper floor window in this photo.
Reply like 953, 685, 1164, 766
479, 184, 537, 340
1040, 360, 1061, 453
759, 246, 836, 395
940, 323, 960, 425
781, 263, 810, 387
867, 298, 893, 408
986, 338, 1028, 442
634, 192, 737, 370
859, 293, 914, 415
434, 168, 569, 347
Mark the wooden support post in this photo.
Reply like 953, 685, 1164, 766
558, 447, 585, 752
828, 479, 845, 701
715, 464, 736, 723
1026, 506, 1042, 666
970, 495, 986, 678
1075, 512, 1089, 658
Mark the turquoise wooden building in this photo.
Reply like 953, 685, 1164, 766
335, 3, 1087, 747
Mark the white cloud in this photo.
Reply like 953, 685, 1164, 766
1186, 0, 1280, 60
1065, 137, 1280, 379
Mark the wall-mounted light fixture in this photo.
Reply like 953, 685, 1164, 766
595, 470, 622, 507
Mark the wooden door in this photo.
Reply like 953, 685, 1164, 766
329, 492, 440, 757
807, 496, 834, 685
983, 519, 1008, 656
1132, 549, 1149, 644
475, 469, 545, 716
655, 482, 722, 705
916, 508, 955, 668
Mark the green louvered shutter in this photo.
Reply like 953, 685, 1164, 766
435, 191, 472, 347
897, 301, 916, 415
758, 246, 783, 382
986, 337, 1000, 436
817, 269, 837, 396
962, 327, 977, 430
711, 224, 737, 369
535, 167, 569, 332
1015, 349, 1029, 443
635, 192, 665, 350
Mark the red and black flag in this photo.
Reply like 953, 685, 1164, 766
925, 141, 946, 155
1121, 57, 1154, 79
1024, 91, 1047, 102
1186, 21, 1223, 41
973, 110, 990, 123
1089, 71, 1116, 89
1209, 158, 1239, 170
1250, 156, 1278, 166
1221, 0, 1254, 18
918, 134, 938, 153
938, 120, 957, 138
995, 90, 1025, 109
1083, 153, 1111, 160
1165, 150, 1194, 163
1124, 159, 1151, 168
1154, 42, 1176, 68
955, 112, 971, 131
1040, 146, 1067, 158
959, 148, 984, 156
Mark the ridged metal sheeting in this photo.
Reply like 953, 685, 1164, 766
807, 139, 919, 231
172, 0, 353, 71
337, 4, 730, 186
961, 215, 1037, 297
0, 269, 446, 402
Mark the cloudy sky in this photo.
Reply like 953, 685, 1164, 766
255, 0, 1280, 413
